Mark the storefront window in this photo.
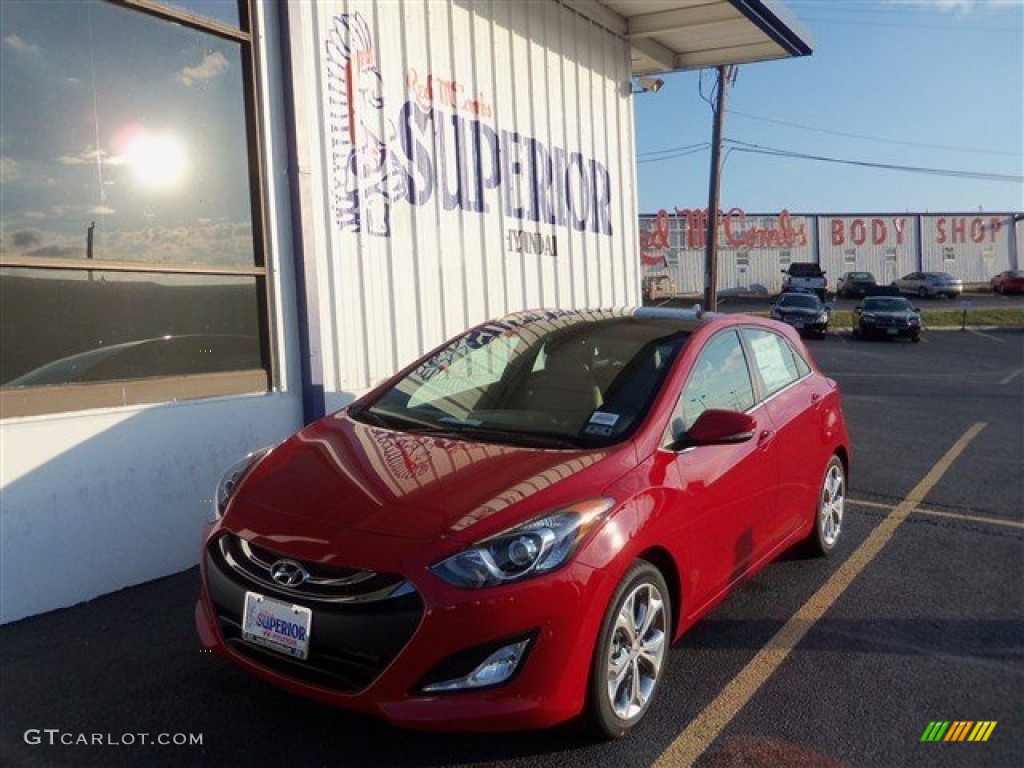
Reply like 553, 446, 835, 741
1, 0, 268, 417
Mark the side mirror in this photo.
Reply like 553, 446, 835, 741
669, 409, 756, 451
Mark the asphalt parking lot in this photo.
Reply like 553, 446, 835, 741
2, 327, 1021, 768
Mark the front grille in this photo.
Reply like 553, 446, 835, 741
216, 532, 410, 603
206, 543, 424, 694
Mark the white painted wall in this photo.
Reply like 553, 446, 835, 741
0, 2, 304, 624
0, 396, 300, 623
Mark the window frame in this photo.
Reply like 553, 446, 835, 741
0, 0, 275, 420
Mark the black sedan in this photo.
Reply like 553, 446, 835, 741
852, 297, 922, 342
770, 292, 831, 338
836, 271, 878, 299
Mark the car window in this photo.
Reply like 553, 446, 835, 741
671, 330, 755, 434
743, 328, 802, 398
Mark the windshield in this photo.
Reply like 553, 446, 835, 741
863, 298, 914, 312
779, 294, 821, 309
354, 313, 689, 448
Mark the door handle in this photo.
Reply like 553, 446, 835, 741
757, 429, 775, 448
811, 392, 822, 407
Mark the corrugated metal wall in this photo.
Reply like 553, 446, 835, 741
920, 214, 1013, 281
291, 0, 637, 396
817, 215, 917, 287
640, 211, 815, 295
640, 211, 1020, 295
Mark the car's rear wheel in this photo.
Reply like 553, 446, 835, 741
589, 561, 671, 739
806, 456, 845, 557
917, 287, 928, 299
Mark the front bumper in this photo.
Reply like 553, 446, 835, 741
196, 533, 611, 731
858, 322, 919, 338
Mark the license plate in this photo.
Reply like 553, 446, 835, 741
886, 328, 899, 335
242, 591, 312, 660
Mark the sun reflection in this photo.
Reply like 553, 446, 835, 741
114, 125, 187, 189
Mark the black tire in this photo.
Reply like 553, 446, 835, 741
589, 561, 672, 739
804, 456, 845, 557
912, 334, 921, 343
917, 287, 928, 299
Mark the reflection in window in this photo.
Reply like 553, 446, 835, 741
1, 0, 256, 267
676, 330, 755, 430
0, 0, 267, 412
1, 269, 262, 387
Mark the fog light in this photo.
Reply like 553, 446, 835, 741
421, 639, 531, 692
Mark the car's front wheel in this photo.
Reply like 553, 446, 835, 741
590, 561, 671, 739
806, 456, 845, 556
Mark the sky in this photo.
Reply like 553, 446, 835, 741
633, 0, 1024, 215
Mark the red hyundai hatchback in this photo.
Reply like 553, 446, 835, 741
196, 308, 849, 737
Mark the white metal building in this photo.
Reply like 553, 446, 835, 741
640, 210, 1020, 295
0, 1, 811, 623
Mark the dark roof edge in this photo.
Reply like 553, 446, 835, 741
731, 0, 813, 58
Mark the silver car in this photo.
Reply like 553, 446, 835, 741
893, 272, 963, 299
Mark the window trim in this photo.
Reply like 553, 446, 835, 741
1, 0, 277, 418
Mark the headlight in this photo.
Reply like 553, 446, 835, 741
431, 498, 615, 588
909, 315, 921, 325
817, 313, 829, 323
861, 313, 877, 324
213, 447, 272, 521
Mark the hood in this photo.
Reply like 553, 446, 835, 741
228, 412, 624, 543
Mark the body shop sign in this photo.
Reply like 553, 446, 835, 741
325, 12, 612, 240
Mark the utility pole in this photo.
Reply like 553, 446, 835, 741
703, 65, 730, 313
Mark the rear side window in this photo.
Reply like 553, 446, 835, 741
673, 330, 755, 432
743, 328, 805, 397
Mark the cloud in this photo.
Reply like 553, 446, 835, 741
178, 52, 229, 87
89, 206, 116, 215
56, 146, 127, 167
895, 0, 1019, 12
1, 156, 22, 182
3, 34, 41, 54
13, 230, 42, 248
57, 147, 103, 166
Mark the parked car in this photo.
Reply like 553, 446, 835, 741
852, 296, 922, 342
990, 269, 1024, 295
781, 262, 827, 299
197, 308, 850, 737
893, 272, 962, 299
770, 291, 831, 338
836, 271, 878, 299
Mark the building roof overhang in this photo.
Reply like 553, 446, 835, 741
562, 0, 813, 74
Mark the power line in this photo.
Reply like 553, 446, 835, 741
636, 144, 709, 164
634, 142, 708, 158
726, 109, 1022, 157
724, 139, 1024, 182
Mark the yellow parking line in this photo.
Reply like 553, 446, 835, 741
849, 498, 1023, 530
653, 423, 987, 768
